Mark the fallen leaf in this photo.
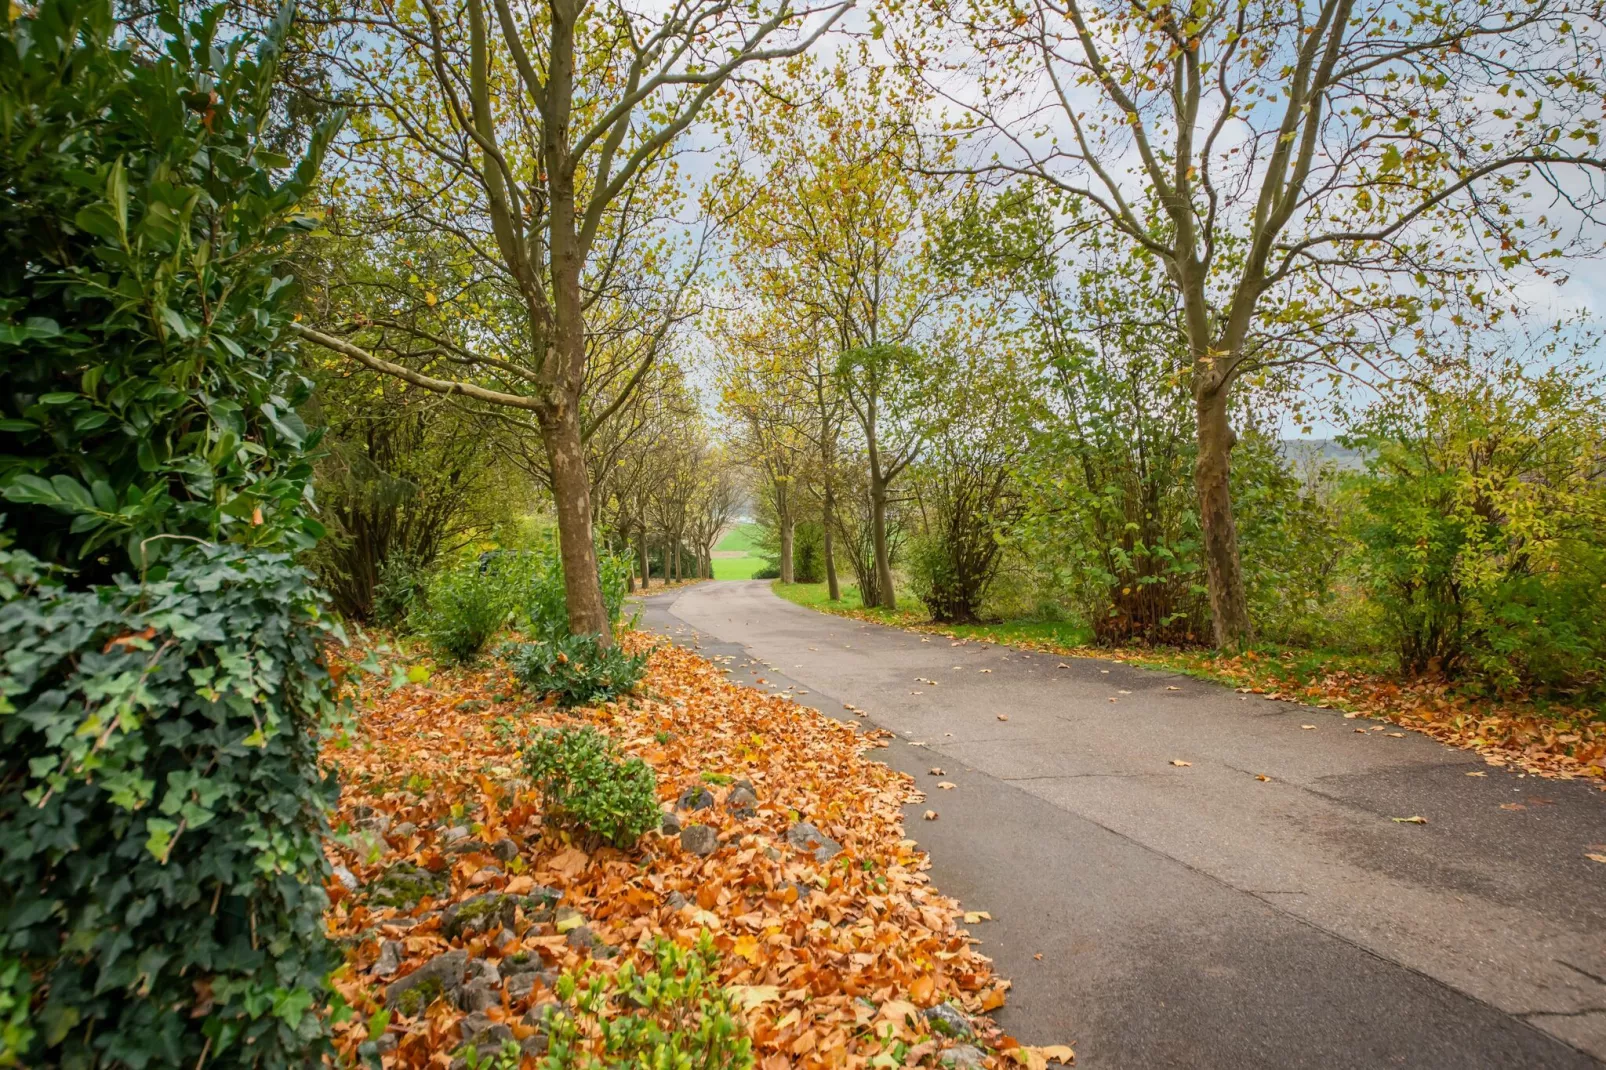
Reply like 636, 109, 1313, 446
996, 714, 1009, 721
1465, 771, 1487, 777
963, 911, 992, 923
1586, 854, 1606, 865
1301, 724, 1316, 730
1170, 759, 1191, 767
1392, 815, 1428, 824
938, 782, 956, 790
923, 810, 939, 821
929, 767, 946, 776
1256, 774, 1270, 782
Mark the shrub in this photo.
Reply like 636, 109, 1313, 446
371, 551, 429, 628
537, 933, 755, 1070
1346, 355, 1606, 697
503, 633, 648, 707
0, 1, 342, 1064
0, 541, 340, 1068
521, 725, 659, 849
508, 541, 631, 641
412, 560, 519, 662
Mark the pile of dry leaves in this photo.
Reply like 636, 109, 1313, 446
323, 633, 1071, 1068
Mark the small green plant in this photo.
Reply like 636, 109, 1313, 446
537, 933, 754, 1070
501, 632, 648, 707
522, 726, 659, 849
372, 551, 429, 629
459, 1040, 522, 1070
412, 560, 519, 662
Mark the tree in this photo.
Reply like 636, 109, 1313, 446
911, 0, 1606, 645
297, 0, 848, 644
714, 53, 951, 605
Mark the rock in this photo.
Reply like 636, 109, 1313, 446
763, 847, 782, 862
680, 824, 718, 857
457, 976, 500, 1013
443, 893, 519, 939
492, 929, 514, 951
372, 939, 404, 978
332, 865, 359, 893
665, 891, 689, 911
781, 880, 815, 902
384, 949, 468, 1013
491, 837, 519, 862
726, 785, 759, 815
467, 958, 502, 985
445, 838, 491, 855
734, 777, 756, 794
521, 1034, 549, 1057
924, 1002, 975, 1040
501, 952, 544, 976
505, 971, 540, 1001
457, 1011, 514, 1050
458, 699, 491, 713
391, 822, 418, 839
786, 822, 842, 862
522, 1000, 561, 1029
356, 1033, 398, 1063
366, 861, 451, 909
443, 825, 472, 843
676, 785, 715, 811
564, 924, 596, 949
659, 810, 682, 836
938, 1044, 987, 1068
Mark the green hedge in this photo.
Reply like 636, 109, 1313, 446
0, 542, 340, 1067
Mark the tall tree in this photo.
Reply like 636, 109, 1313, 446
297, 0, 848, 644
713, 52, 952, 605
911, 0, 1606, 644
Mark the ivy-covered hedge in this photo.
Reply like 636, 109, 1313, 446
0, 541, 340, 1066
0, 0, 344, 1064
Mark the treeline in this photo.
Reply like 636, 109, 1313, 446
718, 54, 1606, 706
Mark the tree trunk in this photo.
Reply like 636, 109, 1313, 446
822, 480, 841, 601
870, 475, 895, 610
540, 406, 613, 646
777, 479, 795, 585
637, 523, 650, 590
1193, 383, 1252, 647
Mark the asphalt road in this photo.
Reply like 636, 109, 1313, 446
640, 580, 1606, 1070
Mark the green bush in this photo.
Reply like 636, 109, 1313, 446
0, 541, 340, 1068
0, 1, 342, 1065
1346, 357, 1606, 697
412, 559, 516, 662
537, 933, 754, 1070
521, 725, 659, 849
371, 551, 428, 628
0, 0, 339, 583
502, 633, 648, 707
509, 541, 631, 641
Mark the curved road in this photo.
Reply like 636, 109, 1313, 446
642, 580, 1606, 1069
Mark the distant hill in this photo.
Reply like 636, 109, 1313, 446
1281, 438, 1366, 472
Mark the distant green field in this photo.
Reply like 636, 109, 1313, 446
711, 555, 768, 580
715, 523, 763, 553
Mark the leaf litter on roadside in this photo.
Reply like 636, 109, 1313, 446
322, 633, 1071, 1067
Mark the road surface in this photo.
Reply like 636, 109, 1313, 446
640, 580, 1606, 1069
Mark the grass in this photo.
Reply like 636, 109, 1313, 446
715, 523, 763, 553
711, 555, 769, 581
771, 580, 927, 618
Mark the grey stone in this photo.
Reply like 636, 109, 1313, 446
501, 953, 544, 976
332, 865, 359, 893
457, 1011, 514, 1050
677, 785, 715, 811
443, 893, 520, 939
665, 891, 690, 911
446, 839, 492, 855
727, 785, 759, 814
492, 929, 514, 951
466, 958, 502, 985
565, 924, 605, 955
734, 777, 756, 794
520, 1034, 549, 1057
456, 975, 500, 1013
458, 699, 492, 713
384, 948, 469, 1011
938, 1044, 987, 1068
491, 837, 519, 862
372, 939, 404, 978
924, 1002, 975, 1040
786, 822, 842, 862
522, 1000, 561, 1028
680, 824, 718, 856
392, 822, 418, 839
506, 971, 540, 1001
356, 1033, 398, 1063
443, 825, 472, 843
763, 847, 782, 862
659, 810, 682, 836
